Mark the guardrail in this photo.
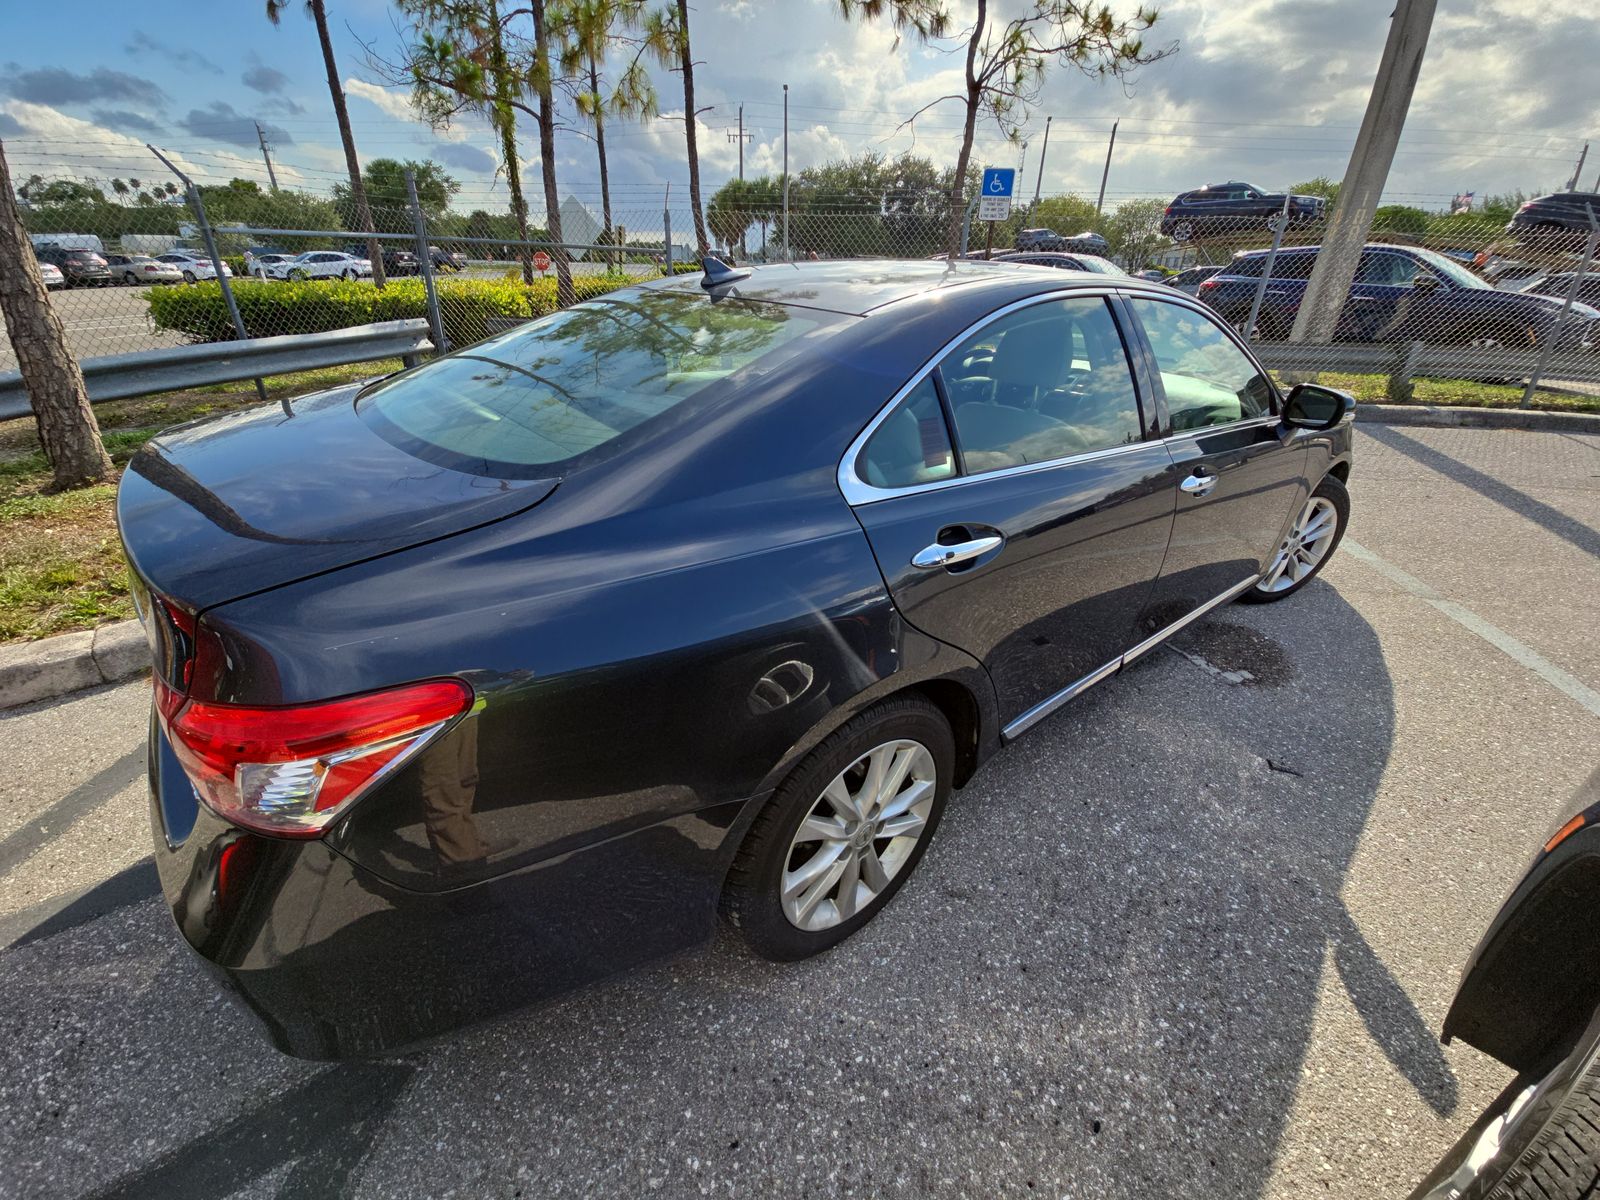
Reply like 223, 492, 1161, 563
0, 319, 435, 422
1252, 340, 1600, 387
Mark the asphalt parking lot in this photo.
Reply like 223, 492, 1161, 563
1, 423, 1596, 1200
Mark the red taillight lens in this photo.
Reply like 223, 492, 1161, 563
156, 678, 473, 837
1164, 205, 1172, 214
1199, 279, 1219, 291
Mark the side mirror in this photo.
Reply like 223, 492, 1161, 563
1283, 383, 1353, 431
1413, 273, 1441, 292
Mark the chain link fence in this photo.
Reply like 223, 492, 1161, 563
8, 172, 1598, 409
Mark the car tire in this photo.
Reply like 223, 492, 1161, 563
1172, 219, 1195, 242
1239, 474, 1349, 604
123, 272, 137, 285
722, 695, 954, 962
342, 269, 354, 281
1410, 1030, 1600, 1200
182, 270, 197, 284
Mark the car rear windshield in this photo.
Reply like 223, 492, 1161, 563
358, 291, 836, 476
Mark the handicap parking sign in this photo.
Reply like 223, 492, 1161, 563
982, 168, 1015, 197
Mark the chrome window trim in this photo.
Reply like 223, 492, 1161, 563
1117, 290, 1283, 428
1160, 415, 1282, 445
837, 287, 1146, 507
1001, 572, 1261, 740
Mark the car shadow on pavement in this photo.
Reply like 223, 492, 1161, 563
1, 581, 1450, 1200
1361, 423, 1600, 559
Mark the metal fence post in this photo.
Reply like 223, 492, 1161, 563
960, 194, 980, 256
1521, 203, 1599, 408
146, 145, 275, 411
405, 170, 447, 355
1243, 194, 1292, 343
663, 207, 673, 274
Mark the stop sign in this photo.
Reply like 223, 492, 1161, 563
533, 251, 551, 273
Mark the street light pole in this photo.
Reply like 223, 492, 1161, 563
782, 83, 790, 260
1094, 121, 1118, 214
1290, 0, 1437, 344
1033, 115, 1052, 205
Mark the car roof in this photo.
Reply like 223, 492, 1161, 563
1233, 241, 1418, 260
645, 258, 1150, 316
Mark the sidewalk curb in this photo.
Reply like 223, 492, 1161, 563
1356, 403, 1600, 433
0, 620, 147, 712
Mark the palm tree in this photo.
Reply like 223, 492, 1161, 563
557, 0, 653, 269
109, 177, 130, 198
523, 0, 575, 306
266, 0, 387, 286
646, 1, 708, 256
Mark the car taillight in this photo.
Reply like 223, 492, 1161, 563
1164, 205, 1172, 214
1199, 279, 1219, 291
155, 677, 473, 837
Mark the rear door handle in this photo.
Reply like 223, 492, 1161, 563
1179, 473, 1217, 497
911, 535, 1003, 570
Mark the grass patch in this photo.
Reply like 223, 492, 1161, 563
1270, 370, 1600, 413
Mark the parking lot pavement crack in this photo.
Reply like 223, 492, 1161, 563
1342, 538, 1600, 721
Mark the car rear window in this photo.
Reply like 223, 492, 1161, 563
358, 291, 837, 476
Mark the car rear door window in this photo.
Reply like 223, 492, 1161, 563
1356, 252, 1418, 286
1126, 297, 1274, 431
939, 297, 1144, 473
857, 377, 956, 489
360, 292, 831, 475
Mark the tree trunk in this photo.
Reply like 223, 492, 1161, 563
311, 0, 386, 288
530, 0, 575, 307
590, 57, 614, 272
488, 0, 533, 284
0, 141, 112, 490
943, 0, 986, 258
677, 0, 708, 257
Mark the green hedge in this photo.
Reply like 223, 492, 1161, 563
145, 274, 655, 348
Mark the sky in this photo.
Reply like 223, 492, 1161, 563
0, 0, 1596, 222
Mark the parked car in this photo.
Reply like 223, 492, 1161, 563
156, 252, 234, 284
248, 253, 296, 279
990, 251, 1128, 276
1409, 768, 1600, 1199
381, 247, 419, 276
37, 261, 65, 290
1524, 272, 1600, 309
1169, 264, 1223, 295
1197, 243, 1600, 349
428, 244, 468, 272
1506, 190, 1600, 247
1013, 228, 1111, 256
103, 253, 184, 286
1133, 269, 1168, 282
267, 251, 373, 281
1160, 182, 1326, 241
35, 245, 111, 287
243, 247, 291, 276
119, 258, 1355, 1057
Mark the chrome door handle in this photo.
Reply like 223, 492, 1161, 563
911, 535, 1003, 570
1179, 473, 1216, 497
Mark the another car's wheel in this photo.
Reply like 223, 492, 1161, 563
722, 695, 954, 962
1410, 1024, 1600, 1200
182, 269, 197, 284
290, 269, 307, 282
123, 271, 137, 285
1240, 474, 1349, 603
342, 269, 355, 281
1172, 219, 1195, 242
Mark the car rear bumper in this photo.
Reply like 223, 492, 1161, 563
148, 716, 760, 1059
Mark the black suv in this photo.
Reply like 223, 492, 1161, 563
1506, 191, 1600, 246
35, 245, 112, 287
1160, 182, 1326, 241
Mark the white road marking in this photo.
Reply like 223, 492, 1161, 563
1342, 537, 1600, 720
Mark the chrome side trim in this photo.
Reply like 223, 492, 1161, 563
1000, 572, 1261, 741
1119, 573, 1262, 668
1160, 415, 1281, 446
836, 287, 1129, 507
1001, 657, 1122, 741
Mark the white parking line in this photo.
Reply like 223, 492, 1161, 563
1342, 537, 1600, 720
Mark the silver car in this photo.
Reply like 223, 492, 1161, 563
104, 254, 184, 286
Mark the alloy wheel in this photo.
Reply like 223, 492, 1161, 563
1258, 495, 1338, 593
781, 739, 936, 932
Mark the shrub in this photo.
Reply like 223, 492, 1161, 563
222, 255, 248, 279
146, 274, 646, 348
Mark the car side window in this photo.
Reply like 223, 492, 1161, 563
1126, 297, 1274, 432
939, 297, 1143, 473
1356, 253, 1418, 286
857, 377, 956, 489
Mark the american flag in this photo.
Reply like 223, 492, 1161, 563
1451, 192, 1476, 215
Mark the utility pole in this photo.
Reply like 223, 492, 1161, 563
727, 104, 752, 180
782, 83, 790, 260
1095, 121, 1118, 214
1568, 142, 1589, 192
1290, 0, 1436, 344
255, 122, 279, 191
1033, 115, 1052, 205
